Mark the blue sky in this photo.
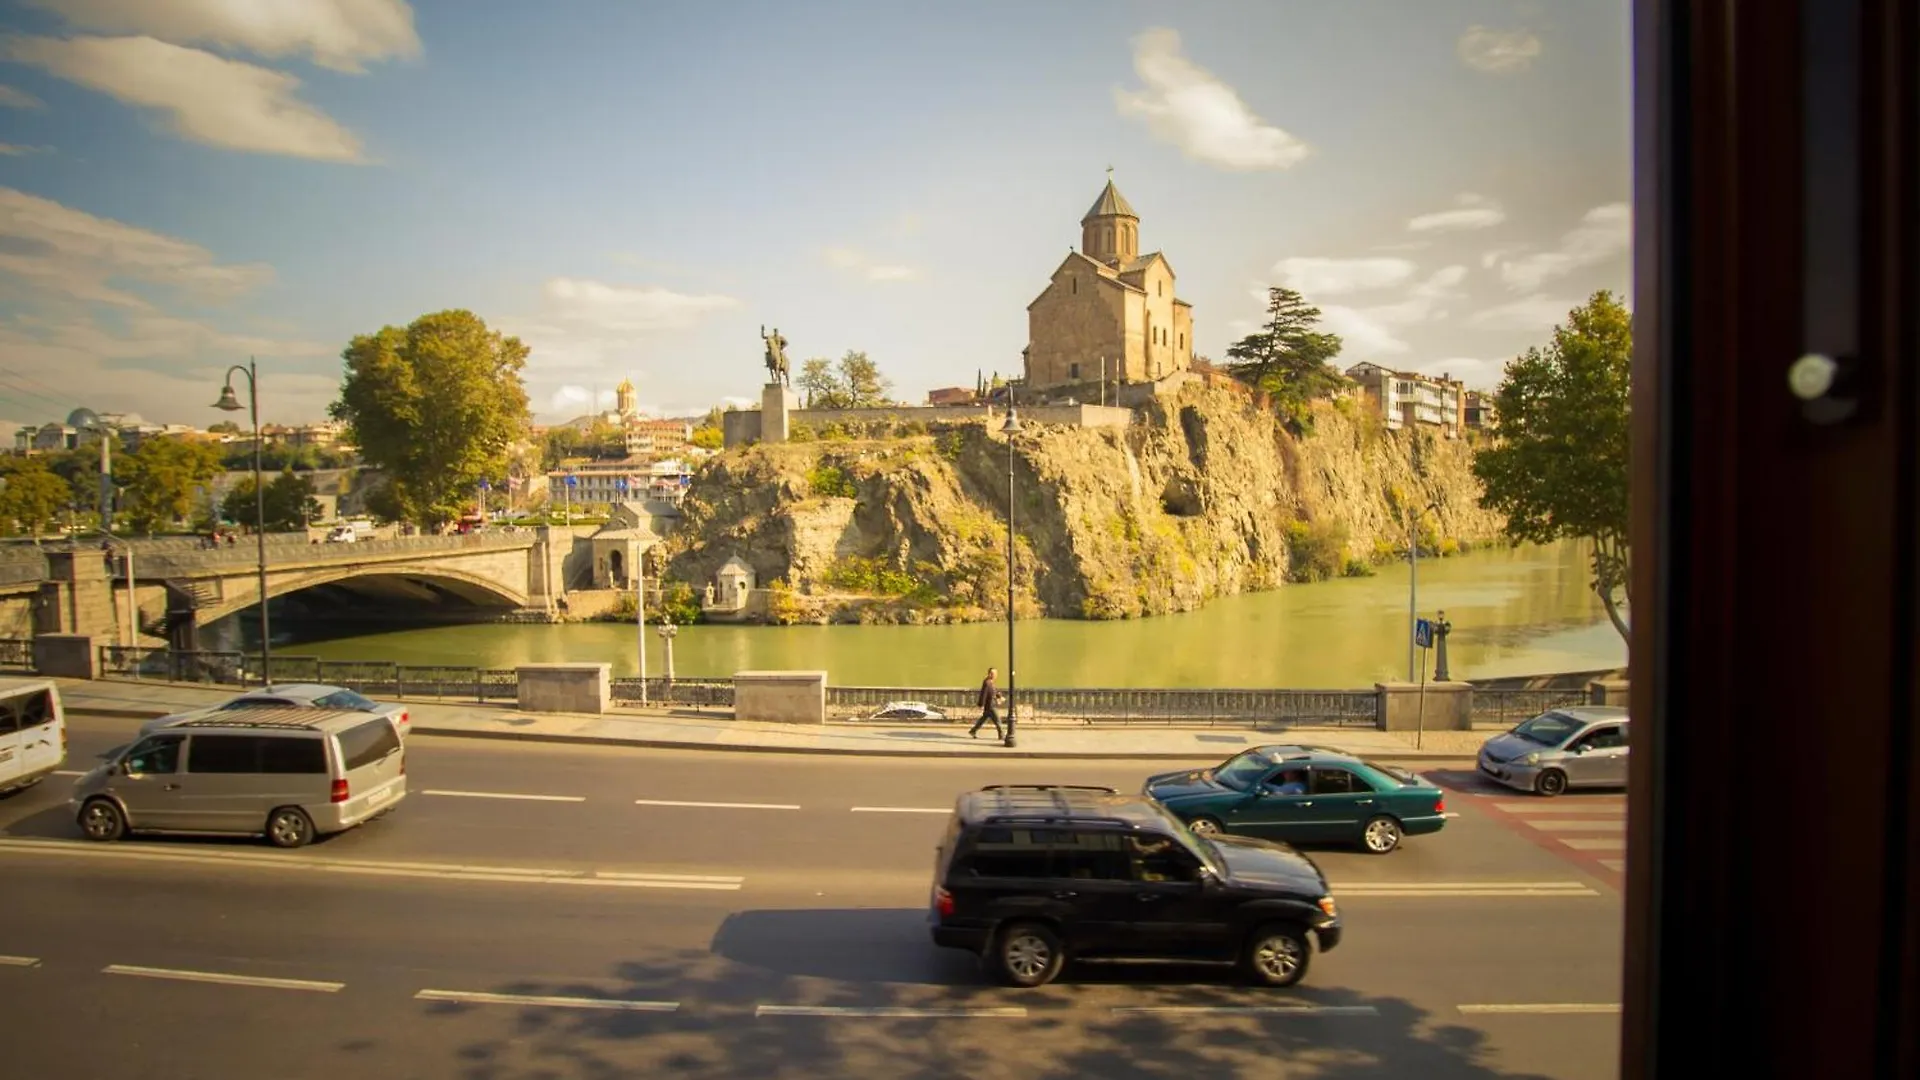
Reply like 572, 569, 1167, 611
0, 0, 1630, 430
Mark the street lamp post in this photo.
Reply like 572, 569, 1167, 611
657, 617, 677, 695
213, 358, 270, 685
1001, 405, 1023, 748
1406, 501, 1440, 682
1433, 609, 1454, 681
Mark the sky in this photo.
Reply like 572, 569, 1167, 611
0, 0, 1631, 433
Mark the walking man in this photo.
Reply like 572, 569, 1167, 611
969, 666, 1002, 740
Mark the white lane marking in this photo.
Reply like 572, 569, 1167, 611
0, 839, 743, 890
416, 989, 678, 1012
423, 790, 586, 803
1113, 999, 1382, 1006
1458, 1003, 1621, 1015
1559, 838, 1627, 851
53, 770, 87, 777
103, 964, 343, 993
634, 799, 801, 811
1492, 802, 1623, 815
757, 1005, 1027, 1018
1527, 820, 1626, 832
0, 955, 41, 967
1441, 812, 1462, 819
1599, 859, 1626, 873
1334, 881, 1598, 897
849, 806, 950, 814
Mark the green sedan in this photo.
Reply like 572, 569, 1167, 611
1143, 745, 1449, 854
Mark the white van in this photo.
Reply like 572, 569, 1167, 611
0, 678, 66, 795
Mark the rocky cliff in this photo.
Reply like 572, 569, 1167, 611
663, 386, 1503, 624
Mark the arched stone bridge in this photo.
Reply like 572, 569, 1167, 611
118, 533, 550, 626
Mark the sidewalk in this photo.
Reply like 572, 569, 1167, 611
53, 678, 1485, 761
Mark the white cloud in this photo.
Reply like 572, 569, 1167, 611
0, 84, 42, 108
823, 246, 919, 283
1409, 356, 1499, 386
1468, 293, 1578, 330
1114, 27, 1309, 171
1458, 26, 1543, 74
1260, 264, 1469, 360
1273, 256, 1417, 296
721, 396, 756, 410
1317, 305, 1412, 357
22, 0, 420, 74
5, 35, 364, 161
541, 277, 740, 332
1407, 193, 1507, 232
1495, 203, 1631, 291
0, 185, 273, 307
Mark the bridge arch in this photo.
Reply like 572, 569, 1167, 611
193, 562, 530, 627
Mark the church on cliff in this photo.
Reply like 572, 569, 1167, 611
1024, 172, 1195, 394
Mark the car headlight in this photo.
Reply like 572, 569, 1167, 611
1524, 752, 1541, 765
1318, 897, 1338, 918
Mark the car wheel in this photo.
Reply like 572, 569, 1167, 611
1244, 923, 1312, 988
992, 921, 1065, 988
1535, 769, 1569, 797
79, 798, 125, 842
265, 807, 315, 849
1188, 815, 1225, 837
1361, 814, 1403, 854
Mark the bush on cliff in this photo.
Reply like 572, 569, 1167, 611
807, 463, 856, 498
1285, 518, 1349, 583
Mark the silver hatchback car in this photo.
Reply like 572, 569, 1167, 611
1477, 706, 1629, 796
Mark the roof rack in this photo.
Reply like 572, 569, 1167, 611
165, 706, 351, 731
980, 813, 1138, 830
978, 784, 1119, 794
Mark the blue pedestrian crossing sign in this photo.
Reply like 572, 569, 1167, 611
1414, 618, 1434, 649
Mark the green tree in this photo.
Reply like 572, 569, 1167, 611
0, 457, 68, 537
330, 309, 532, 529
221, 469, 321, 532
1226, 287, 1347, 432
798, 351, 893, 408
690, 425, 723, 450
542, 426, 583, 470
1473, 290, 1632, 641
206, 420, 242, 435
118, 437, 224, 535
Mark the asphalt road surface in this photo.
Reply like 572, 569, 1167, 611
0, 714, 1626, 1080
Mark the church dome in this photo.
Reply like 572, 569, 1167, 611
66, 407, 100, 429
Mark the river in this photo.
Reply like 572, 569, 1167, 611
270, 540, 1625, 689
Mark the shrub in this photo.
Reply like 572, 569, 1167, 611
899, 420, 929, 437
1342, 557, 1376, 578
1285, 518, 1349, 583
765, 579, 803, 625
1438, 536, 1462, 557
935, 431, 966, 460
788, 424, 817, 442
821, 422, 851, 442
823, 555, 936, 602
807, 463, 857, 498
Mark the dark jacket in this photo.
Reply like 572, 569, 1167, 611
978, 677, 997, 709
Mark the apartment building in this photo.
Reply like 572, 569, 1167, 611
1344, 363, 1467, 438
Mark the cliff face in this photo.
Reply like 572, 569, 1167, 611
664, 387, 1503, 623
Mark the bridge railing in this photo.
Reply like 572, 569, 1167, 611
125, 532, 537, 578
824, 685, 1381, 726
611, 677, 734, 708
1471, 688, 1593, 727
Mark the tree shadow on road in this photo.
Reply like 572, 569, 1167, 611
384, 907, 1580, 1080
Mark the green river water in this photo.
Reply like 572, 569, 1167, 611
276, 540, 1624, 689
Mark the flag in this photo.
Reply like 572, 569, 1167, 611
565, 474, 578, 488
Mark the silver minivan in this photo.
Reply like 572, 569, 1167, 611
71, 706, 407, 848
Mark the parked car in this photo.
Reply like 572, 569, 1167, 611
928, 783, 1341, 988
140, 684, 410, 739
1477, 706, 1629, 796
866, 700, 948, 721
324, 525, 358, 543
72, 706, 406, 848
1143, 745, 1448, 854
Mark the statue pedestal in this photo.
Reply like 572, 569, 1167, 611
762, 382, 798, 443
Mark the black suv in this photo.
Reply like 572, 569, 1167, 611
928, 784, 1342, 988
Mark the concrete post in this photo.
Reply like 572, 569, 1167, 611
761, 383, 798, 444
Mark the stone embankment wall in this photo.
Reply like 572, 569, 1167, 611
667, 385, 1503, 624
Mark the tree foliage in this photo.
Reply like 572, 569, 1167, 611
118, 437, 224, 535
798, 350, 893, 408
330, 309, 532, 528
0, 457, 68, 536
1473, 290, 1632, 641
222, 469, 322, 532
1225, 287, 1347, 432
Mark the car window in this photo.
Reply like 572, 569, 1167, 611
1212, 751, 1271, 792
187, 734, 266, 774
337, 718, 401, 771
1578, 725, 1627, 750
1310, 768, 1366, 794
225, 697, 292, 709
260, 737, 327, 774
1054, 831, 1131, 881
1263, 769, 1309, 794
1513, 712, 1584, 745
1129, 833, 1200, 883
961, 827, 1057, 879
125, 735, 183, 775
5, 689, 54, 731
313, 689, 376, 711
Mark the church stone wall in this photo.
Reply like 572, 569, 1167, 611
1027, 263, 1128, 390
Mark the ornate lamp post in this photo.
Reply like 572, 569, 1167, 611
656, 616, 678, 695
1406, 501, 1440, 682
1001, 404, 1023, 748
213, 359, 270, 684
1433, 609, 1454, 681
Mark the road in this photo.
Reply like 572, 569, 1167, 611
0, 714, 1626, 1080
